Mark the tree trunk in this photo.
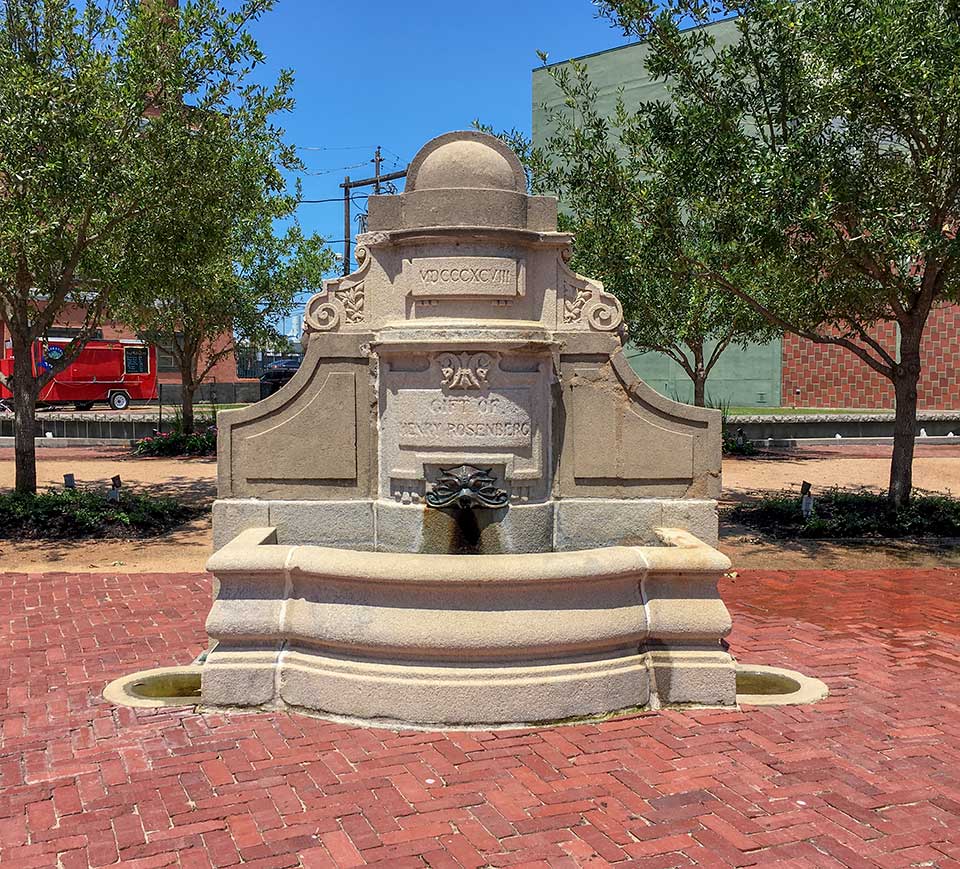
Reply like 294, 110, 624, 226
889, 326, 922, 508
181, 381, 197, 435
12, 346, 39, 494
691, 341, 707, 407
693, 373, 707, 407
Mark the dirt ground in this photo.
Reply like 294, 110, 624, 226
0, 447, 215, 574
723, 442, 960, 499
719, 443, 960, 569
1, 443, 959, 572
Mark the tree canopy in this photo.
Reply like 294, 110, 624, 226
525, 66, 776, 406
115, 60, 332, 432
558, 0, 960, 502
0, 0, 310, 489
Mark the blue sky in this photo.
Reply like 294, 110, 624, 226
247, 0, 631, 254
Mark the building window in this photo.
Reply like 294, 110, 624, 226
125, 347, 149, 374
157, 350, 178, 372
45, 327, 103, 340
156, 333, 183, 372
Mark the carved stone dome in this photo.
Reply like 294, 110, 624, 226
406, 132, 527, 193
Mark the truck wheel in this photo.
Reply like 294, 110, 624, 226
108, 392, 130, 411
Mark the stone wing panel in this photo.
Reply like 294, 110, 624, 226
236, 371, 357, 484
557, 350, 721, 499
217, 336, 374, 500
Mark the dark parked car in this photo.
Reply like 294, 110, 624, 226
259, 357, 302, 399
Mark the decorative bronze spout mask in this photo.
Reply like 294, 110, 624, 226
425, 465, 509, 510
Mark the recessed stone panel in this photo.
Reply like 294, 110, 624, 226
379, 348, 550, 501
396, 390, 534, 449
405, 256, 525, 299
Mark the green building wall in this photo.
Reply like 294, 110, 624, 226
623, 339, 782, 409
532, 19, 780, 408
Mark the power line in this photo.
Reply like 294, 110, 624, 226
299, 161, 369, 176
339, 149, 409, 276
380, 146, 407, 164
295, 144, 378, 151
298, 194, 369, 204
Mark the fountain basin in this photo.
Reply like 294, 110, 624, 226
203, 526, 736, 726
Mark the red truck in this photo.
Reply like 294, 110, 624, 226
0, 337, 158, 411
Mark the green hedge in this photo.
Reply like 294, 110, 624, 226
133, 426, 217, 457
728, 488, 960, 539
0, 490, 202, 540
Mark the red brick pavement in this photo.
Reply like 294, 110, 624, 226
1, 568, 959, 868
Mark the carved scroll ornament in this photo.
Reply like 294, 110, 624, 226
558, 257, 623, 332
303, 248, 370, 335
438, 351, 495, 390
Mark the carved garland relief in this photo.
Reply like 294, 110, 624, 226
438, 352, 495, 390
562, 284, 593, 324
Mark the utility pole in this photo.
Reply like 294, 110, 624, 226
373, 145, 383, 194
340, 146, 406, 276
342, 174, 351, 279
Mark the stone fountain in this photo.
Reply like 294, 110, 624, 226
203, 131, 735, 726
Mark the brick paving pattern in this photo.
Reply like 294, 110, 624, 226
1, 567, 959, 867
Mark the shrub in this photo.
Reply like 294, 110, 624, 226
723, 430, 760, 457
728, 488, 960, 539
134, 425, 217, 457
0, 489, 202, 540
133, 407, 218, 457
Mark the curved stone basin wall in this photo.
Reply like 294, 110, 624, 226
203, 527, 735, 726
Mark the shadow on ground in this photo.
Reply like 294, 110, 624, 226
720, 512, 960, 569
120, 475, 216, 506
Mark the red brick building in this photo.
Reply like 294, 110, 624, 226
781, 305, 960, 410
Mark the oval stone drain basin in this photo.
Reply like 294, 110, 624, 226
103, 666, 202, 709
736, 670, 800, 696
735, 664, 828, 706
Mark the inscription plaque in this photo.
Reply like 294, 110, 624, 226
397, 389, 533, 448
405, 256, 524, 298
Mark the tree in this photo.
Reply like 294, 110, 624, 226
117, 112, 332, 434
487, 80, 774, 408
520, 74, 775, 407
584, 0, 960, 505
0, 0, 287, 493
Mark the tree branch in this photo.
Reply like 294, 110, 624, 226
740, 20, 778, 151
704, 332, 734, 375
664, 342, 696, 379
35, 303, 106, 389
684, 256, 896, 379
